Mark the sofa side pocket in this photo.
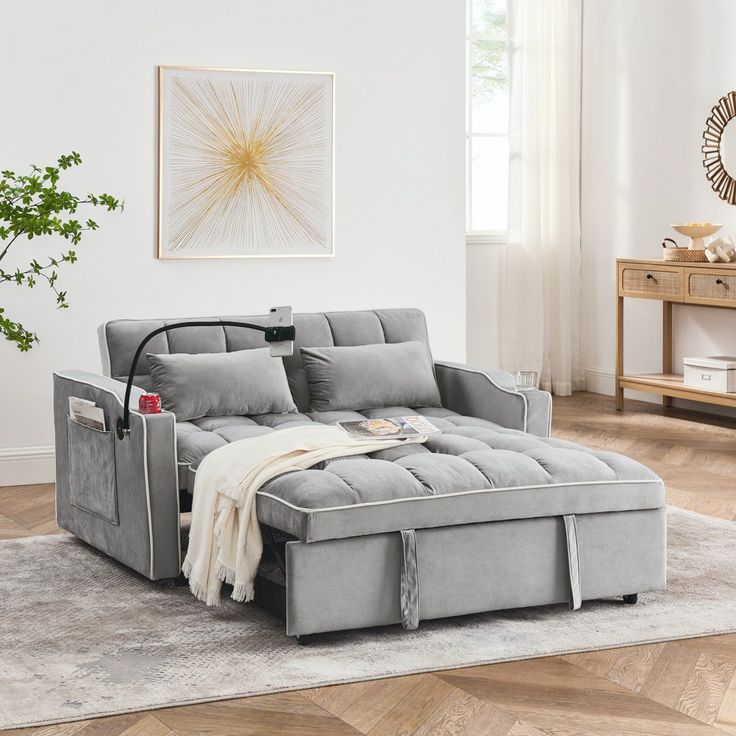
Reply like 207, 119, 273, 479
67, 417, 119, 525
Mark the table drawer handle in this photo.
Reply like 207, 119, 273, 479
646, 273, 654, 280
716, 278, 724, 285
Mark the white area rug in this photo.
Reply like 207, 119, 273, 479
2, 507, 736, 731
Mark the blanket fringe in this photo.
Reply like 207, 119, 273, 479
214, 562, 255, 602
231, 582, 256, 603
181, 556, 193, 579
215, 563, 236, 586
182, 557, 221, 607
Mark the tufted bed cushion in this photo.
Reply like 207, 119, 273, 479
177, 406, 664, 544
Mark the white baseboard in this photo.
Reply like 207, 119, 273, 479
584, 368, 736, 419
0, 446, 55, 486
584, 368, 658, 404
584, 368, 616, 396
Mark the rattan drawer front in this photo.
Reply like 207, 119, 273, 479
687, 271, 736, 304
620, 267, 682, 299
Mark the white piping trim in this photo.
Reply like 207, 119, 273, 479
98, 321, 113, 377
434, 361, 529, 431
54, 370, 125, 406
522, 391, 529, 432
171, 413, 182, 568
256, 476, 664, 514
138, 412, 155, 579
54, 371, 156, 579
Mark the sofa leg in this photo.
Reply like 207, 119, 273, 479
296, 634, 314, 646
158, 574, 189, 588
623, 593, 638, 605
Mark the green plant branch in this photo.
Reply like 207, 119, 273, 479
0, 152, 123, 351
0, 250, 78, 287
0, 307, 37, 352
0, 232, 21, 261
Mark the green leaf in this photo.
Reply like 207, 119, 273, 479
0, 152, 123, 350
0, 307, 39, 351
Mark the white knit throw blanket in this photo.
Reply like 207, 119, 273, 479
182, 423, 422, 606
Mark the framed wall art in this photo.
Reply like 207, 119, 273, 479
158, 66, 334, 259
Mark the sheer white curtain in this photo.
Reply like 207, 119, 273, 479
499, 0, 583, 395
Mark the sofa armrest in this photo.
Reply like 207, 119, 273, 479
53, 370, 180, 579
434, 361, 552, 437
522, 386, 553, 437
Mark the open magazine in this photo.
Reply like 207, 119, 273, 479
338, 415, 440, 440
68, 396, 106, 431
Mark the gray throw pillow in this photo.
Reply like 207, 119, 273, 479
147, 348, 297, 421
300, 341, 441, 411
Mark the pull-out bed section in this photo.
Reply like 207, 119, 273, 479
54, 308, 666, 639
252, 408, 665, 637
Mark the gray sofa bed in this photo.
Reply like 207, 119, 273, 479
53, 308, 666, 640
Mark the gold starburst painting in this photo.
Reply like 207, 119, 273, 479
158, 66, 334, 258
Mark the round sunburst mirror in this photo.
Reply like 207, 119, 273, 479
703, 91, 736, 205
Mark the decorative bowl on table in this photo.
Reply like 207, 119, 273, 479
671, 223, 723, 250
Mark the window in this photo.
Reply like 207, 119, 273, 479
466, 0, 509, 243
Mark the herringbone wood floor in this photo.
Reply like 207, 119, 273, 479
3, 392, 736, 736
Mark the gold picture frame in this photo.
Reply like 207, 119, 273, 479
157, 66, 335, 259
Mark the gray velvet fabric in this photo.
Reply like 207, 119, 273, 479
300, 341, 441, 412
253, 409, 663, 542
576, 507, 668, 599
103, 309, 433, 414
147, 348, 296, 421
434, 361, 552, 438
174, 402, 601, 495
101, 310, 549, 434
53, 305, 668, 644
95, 311, 649, 552
258, 478, 664, 543
173, 397, 662, 539
59, 305, 663, 628
284, 508, 666, 635
524, 388, 553, 437
321, 459, 428, 502
144, 411, 182, 579
175, 409, 499, 494
54, 371, 181, 581
67, 417, 119, 525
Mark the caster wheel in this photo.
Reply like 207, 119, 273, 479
623, 594, 638, 605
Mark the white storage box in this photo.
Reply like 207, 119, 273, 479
683, 356, 736, 393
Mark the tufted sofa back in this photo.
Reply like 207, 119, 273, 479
100, 308, 432, 413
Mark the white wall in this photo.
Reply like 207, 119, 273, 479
582, 0, 736, 398
468, 0, 736, 413
466, 244, 500, 367
0, 0, 466, 483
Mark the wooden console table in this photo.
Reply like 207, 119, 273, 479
616, 258, 736, 411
